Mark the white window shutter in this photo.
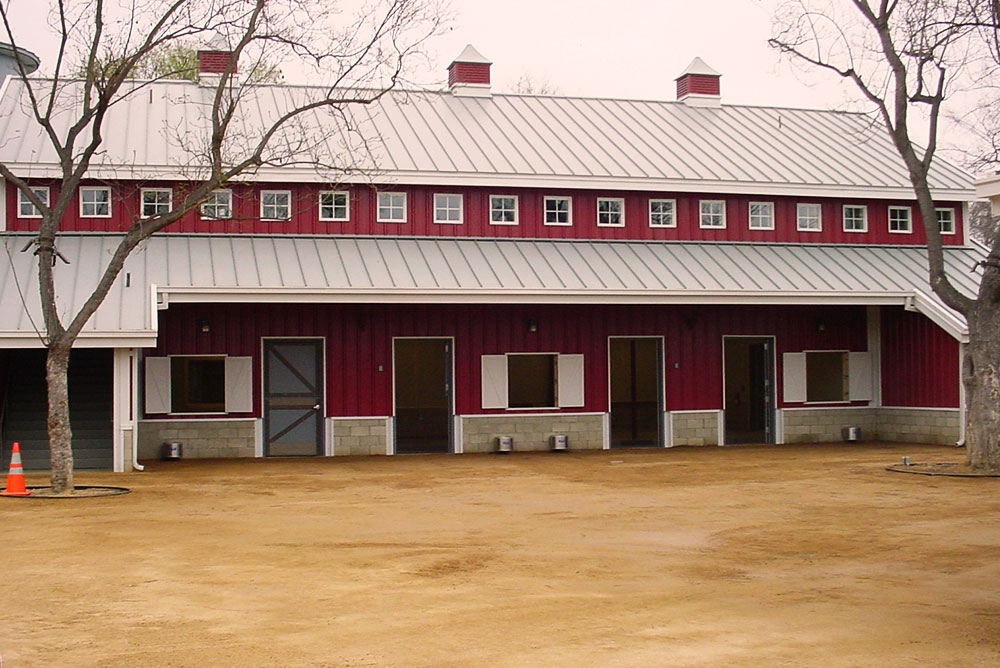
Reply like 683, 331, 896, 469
225, 356, 254, 413
481, 355, 508, 409
145, 357, 171, 414
557, 354, 585, 408
848, 352, 874, 401
782, 353, 806, 403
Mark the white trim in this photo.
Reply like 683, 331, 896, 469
775, 408, 785, 444
606, 335, 665, 446
699, 199, 726, 229
543, 195, 573, 226
386, 416, 395, 455
748, 201, 775, 230
260, 336, 326, 456
717, 410, 725, 446
648, 198, 677, 228
887, 205, 912, 234
602, 412, 610, 450
957, 342, 967, 446
0, 177, 6, 231
935, 207, 956, 236
138, 416, 259, 423
259, 189, 292, 221
324, 418, 334, 456
722, 335, 777, 444
779, 405, 876, 412
254, 418, 263, 457
328, 414, 393, 420
842, 204, 868, 233
488, 194, 519, 226
879, 405, 962, 412
905, 289, 969, 342
17, 185, 48, 219
79, 186, 112, 218
667, 408, 720, 414
796, 202, 822, 232
376, 191, 407, 223
392, 336, 455, 453
462, 411, 606, 418
199, 189, 233, 220
596, 197, 625, 227
664, 410, 673, 447
113, 348, 135, 473
318, 190, 350, 222
433, 193, 464, 225
866, 305, 882, 407
8, 161, 975, 200
454, 414, 464, 454
140, 187, 172, 218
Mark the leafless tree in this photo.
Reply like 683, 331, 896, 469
771, 0, 1000, 470
510, 72, 560, 95
0, 0, 445, 493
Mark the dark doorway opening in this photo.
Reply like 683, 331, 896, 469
723, 337, 775, 444
263, 339, 324, 456
394, 339, 452, 454
609, 337, 662, 447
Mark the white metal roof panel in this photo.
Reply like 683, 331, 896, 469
0, 78, 974, 198
0, 234, 984, 346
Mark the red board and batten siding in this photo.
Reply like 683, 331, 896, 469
148, 303, 877, 419
881, 307, 960, 407
676, 75, 721, 98
7, 181, 966, 245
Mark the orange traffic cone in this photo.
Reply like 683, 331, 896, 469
1, 442, 31, 497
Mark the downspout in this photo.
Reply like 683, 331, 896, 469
131, 349, 144, 471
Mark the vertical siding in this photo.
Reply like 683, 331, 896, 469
148, 302, 872, 419
881, 307, 960, 407
7, 180, 966, 246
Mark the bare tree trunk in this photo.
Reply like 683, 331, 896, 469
46, 339, 74, 493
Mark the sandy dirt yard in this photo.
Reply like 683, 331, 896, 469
1, 443, 999, 668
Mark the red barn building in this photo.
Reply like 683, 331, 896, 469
0, 46, 982, 470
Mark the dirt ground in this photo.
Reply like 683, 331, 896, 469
2, 443, 999, 668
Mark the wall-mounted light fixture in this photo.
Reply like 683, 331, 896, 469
816, 319, 826, 332
198, 320, 210, 333
527, 318, 538, 333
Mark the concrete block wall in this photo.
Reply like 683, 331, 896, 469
670, 411, 720, 446
782, 408, 878, 444
332, 418, 388, 456
461, 414, 604, 453
876, 408, 960, 444
137, 419, 257, 459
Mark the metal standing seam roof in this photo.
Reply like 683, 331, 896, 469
0, 234, 983, 347
0, 78, 974, 198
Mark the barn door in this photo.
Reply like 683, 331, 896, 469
263, 339, 324, 457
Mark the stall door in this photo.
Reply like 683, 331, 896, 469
394, 339, 452, 454
723, 337, 775, 444
609, 338, 663, 447
263, 339, 324, 456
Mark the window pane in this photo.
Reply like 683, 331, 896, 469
170, 357, 226, 412
202, 190, 232, 219
806, 352, 848, 402
545, 197, 570, 224
889, 207, 910, 232
649, 199, 674, 227
598, 198, 623, 225
749, 202, 773, 229
937, 209, 955, 234
490, 196, 516, 223
844, 206, 866, 230
797, 203, 821, 230
508, 354, 557, 408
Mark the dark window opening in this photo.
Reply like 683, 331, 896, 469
508, 354, 556, 408
806, 351, 848, 402
171, 356, 225, 413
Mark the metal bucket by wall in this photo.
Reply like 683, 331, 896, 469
841, 427, 861, 442
161, 441, 183, 460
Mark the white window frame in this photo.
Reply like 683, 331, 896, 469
543, 196, 573, 226
489, 194, 519, 226
748, 201, 775, 230
596, 197, 625, 228
200, 189, 233, 220
377, 191, 407, 224
319, 190, 350, 222
887, 206, 912, 234
141, 188, 172, 219
260, 190, 292, 221
433, 193, 464, 225
79, 186, 112, 218
796, 203, 822, 232
699, 199, 726, 229
648, 198, 676, 228
843, 205, 868, 233
936, 207, 956, 236
18, 186, 49, 219
145, 354, 253, 415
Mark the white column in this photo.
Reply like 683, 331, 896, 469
866, 305, 883, 407
112, 348, 138, 472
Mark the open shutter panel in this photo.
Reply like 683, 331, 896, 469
848, 352, 874, 401
225, 356, 254, 413
557, 354, 585, 408
481, 355, 508, 409
782, 353, 806, 403
144, 357, 171, 414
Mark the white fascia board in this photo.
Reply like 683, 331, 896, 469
974, 172, 1000, 198
159, 286, 911, 306
10, 163, 974, 202
0, 331, 158, 348
905, 289, 969, 342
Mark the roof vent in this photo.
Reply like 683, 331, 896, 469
448, 44, 491, 98
197, 37, 237, 86
675, 57, 721, 107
